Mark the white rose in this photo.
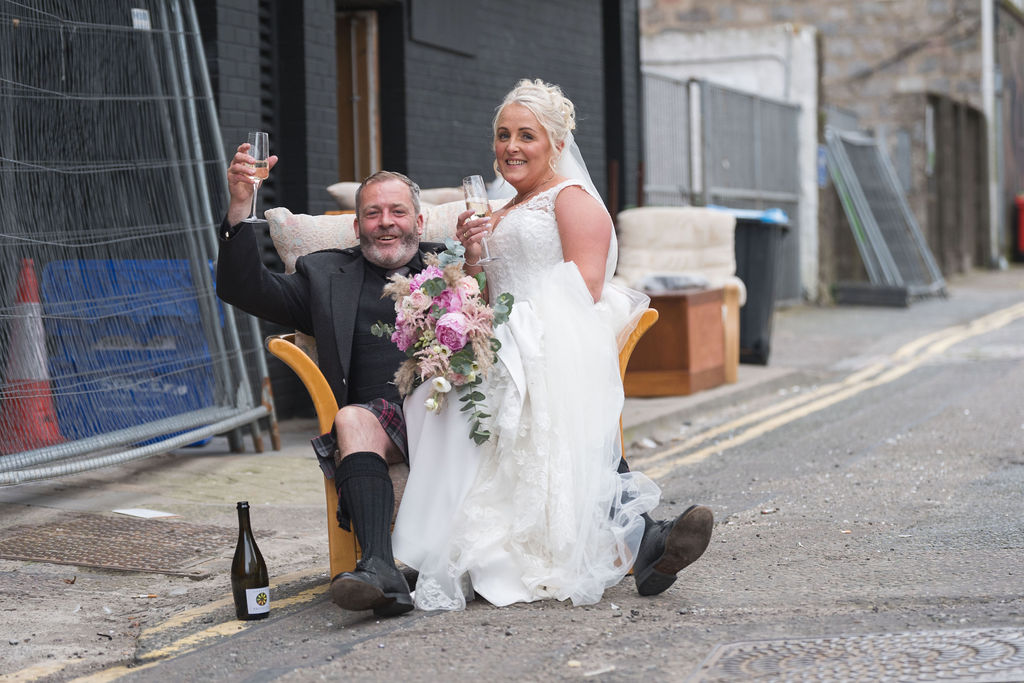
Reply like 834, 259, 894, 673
424, 396, 440, 413
431, 376, 452, 393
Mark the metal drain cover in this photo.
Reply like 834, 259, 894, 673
0, 512, 236, 576
690, 627, 1024, 682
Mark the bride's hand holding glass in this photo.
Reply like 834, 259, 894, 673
461, 174, 499, 264
456, 209, 493, 266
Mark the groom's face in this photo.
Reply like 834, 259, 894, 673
355, 179, 424, 269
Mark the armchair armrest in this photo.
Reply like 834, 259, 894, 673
265, 334, 338, 434
265, 333, 354, 575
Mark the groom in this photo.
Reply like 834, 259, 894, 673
218, 145, 433, 617
216, 144, 713, 617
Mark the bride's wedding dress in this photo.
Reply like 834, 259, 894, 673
392, 179, 660, 610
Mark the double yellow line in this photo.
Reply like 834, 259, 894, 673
631, 301, 1024, 480
73, 568, 328, 682
0, 568, 329, 683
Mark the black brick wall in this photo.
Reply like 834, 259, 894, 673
402, 0, 610, 197
300, 0, 339, 216
202, 0, 262, 170
201, 0, 638, 216
617, 0, 642, 211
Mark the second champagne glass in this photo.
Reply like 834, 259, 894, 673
243, 131, 269, 223
462, 174, 499, 263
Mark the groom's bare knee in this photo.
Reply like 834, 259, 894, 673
333, 406, 399, 465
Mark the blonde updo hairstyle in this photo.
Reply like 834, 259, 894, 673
493, 79, 576, 176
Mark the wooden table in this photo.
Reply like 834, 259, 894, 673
624, 288, 726, 397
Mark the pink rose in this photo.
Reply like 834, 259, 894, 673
391, 325, 416, 352
435, 311, 469, 351
409, 266, 444, 291
433, 287, 462, 313
401, 289, 432, 315
456, 275, 480, 299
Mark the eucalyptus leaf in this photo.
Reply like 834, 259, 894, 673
422, 277, 446, 297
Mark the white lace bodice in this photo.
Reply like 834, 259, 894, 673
483, 179, 616, 302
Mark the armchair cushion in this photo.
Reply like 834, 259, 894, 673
419, 187, 464, 205
326, 182, 465, 212
266, 207, 357, 274
325, 182, 360, 211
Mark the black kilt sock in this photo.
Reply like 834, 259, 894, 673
335, 451, 395, 564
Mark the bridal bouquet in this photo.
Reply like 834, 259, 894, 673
371, 239, 513, 444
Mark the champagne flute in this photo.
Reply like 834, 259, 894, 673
462, 174, 499, 263
243, 131, 269, 223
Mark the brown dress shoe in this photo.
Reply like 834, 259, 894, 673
633, 504, 714, 596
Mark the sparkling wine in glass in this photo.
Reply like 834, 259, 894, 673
462, 174, 499, 263
243, 131, 269, 223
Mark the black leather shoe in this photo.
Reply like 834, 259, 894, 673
633, 504, 713, 596
330, 556, 413, 617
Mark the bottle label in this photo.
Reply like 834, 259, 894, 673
245, 586, 270, 614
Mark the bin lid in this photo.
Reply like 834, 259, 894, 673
706, 205, 790, 226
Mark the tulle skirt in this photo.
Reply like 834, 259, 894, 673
392, 261, 660, 610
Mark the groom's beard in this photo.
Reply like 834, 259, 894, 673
360, 231, 420, 269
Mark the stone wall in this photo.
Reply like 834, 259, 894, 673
641, 0, 983, 131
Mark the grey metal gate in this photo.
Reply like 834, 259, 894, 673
641, 75, 802, 302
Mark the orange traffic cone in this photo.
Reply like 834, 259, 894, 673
0, 258, 64, 454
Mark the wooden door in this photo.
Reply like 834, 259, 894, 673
336, 11, 380, 182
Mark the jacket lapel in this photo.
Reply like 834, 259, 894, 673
330, 252, 364, 403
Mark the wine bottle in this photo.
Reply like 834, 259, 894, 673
231, 501, 269, 620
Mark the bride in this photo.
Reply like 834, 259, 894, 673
392, 79, 702, 610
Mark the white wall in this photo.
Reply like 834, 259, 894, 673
642, 24, 820, 301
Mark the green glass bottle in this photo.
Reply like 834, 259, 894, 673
231, 501, 269, 620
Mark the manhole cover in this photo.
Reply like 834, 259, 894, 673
0, 513, 237, 576
690, 627, 1024, 682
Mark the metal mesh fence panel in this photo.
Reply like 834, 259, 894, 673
824, 127, 946, 298
0, 0, 271, 483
